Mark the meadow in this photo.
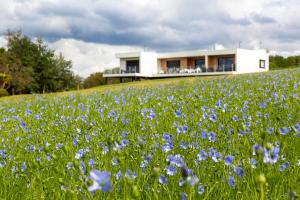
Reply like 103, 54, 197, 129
0, 69, 299, 199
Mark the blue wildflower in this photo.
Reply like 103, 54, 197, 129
186, 175, 199, 186
79, 161, 85, 174
165, 164, 177, 176
234, 166, 244, 178
22, 161, 26, 172
169, 154, 184, 167
120, 139, 129, 149
66, 162, 73, 170
259, 102, 267, 108
202, 131, 208, 139
88, 170, 111, 192
209, 148, 222, 162
115, 170, 122, 180
250, 158, 257, 168
252, 144, 262, 156
111, 157, 119, 166
279, 127, 290, 135
56, 143, 63, 150
263, 146, 280, 164
198, 185, 205, 195
293, 124, 300, 133
175, 110, 182, 118
228, 176, 235, 187
158, 174, 168, 185
72, 135, 78, 146
162, 133, 174, 142
209, 113, 217, 122
197, 150, 207, 161
162, 142, 173, 152
232, 115, 239, 122
180, 140, 188, 149
88, 159, 95, 168
279, 162, 290, 171
208, 132, 217, 142
224, 155, 234, 166
182, 192, 187, 200
108, 110, 116, 118
267, 127, 274, 134
125, 169, 137, 180
75, 149, 85, 159
20, 122, 26, 128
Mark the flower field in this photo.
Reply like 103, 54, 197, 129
0, 69, 299, 199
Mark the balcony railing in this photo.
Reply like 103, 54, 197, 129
159, 64, 236, 74
104, 66, 139, 74
104, 65, 236, 75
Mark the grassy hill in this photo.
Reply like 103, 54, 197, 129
0, 68, 299, 199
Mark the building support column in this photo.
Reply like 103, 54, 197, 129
205, 55, 209, 69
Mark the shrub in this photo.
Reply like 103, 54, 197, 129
0, 88, 9, 97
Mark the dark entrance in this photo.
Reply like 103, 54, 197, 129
126, 60, 139, 73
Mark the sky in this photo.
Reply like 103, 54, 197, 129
0, 0, 299, 77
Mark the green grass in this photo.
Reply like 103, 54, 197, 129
0, 69, 299, 199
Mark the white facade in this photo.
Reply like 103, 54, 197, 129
104, 48, 269, 78
236, 49, 269, 73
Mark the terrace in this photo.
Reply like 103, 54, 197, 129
157, 55, 236, 74
103, 50, 239, 79
104, 56, 236, 78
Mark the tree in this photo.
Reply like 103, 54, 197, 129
0, 48, 33, 94
3, 31, 80, 94
83, 72, 105, 88
269, 55, 300, 69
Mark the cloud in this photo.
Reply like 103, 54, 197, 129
48, 39, 143, 77
0, 0, 299, 76
250, 13, 277, 24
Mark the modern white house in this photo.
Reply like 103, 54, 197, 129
103, 48, 269, 80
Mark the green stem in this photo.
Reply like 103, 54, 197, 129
260, 184, 264, 200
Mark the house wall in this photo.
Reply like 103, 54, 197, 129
140, 52, 158, 75
208, 56, 218, 70
236, 49, 269, 73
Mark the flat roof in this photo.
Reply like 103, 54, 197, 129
157, 49, 236, 59
116, 52, 140, 58
115, 48, 267, 59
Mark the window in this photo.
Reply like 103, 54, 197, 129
218, 57, 235, 71
259, 60, 266, 68
167, 60, 180, 73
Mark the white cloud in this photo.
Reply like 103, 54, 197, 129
0, 0, 300, 77
48, 39, 143, 77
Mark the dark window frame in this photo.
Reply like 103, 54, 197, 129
259, 59, 266, 69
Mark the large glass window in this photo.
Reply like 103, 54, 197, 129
126, 60, 139, 73
195, 59, 206, 72
218, 57, 235, 71
167, 60, 180, 73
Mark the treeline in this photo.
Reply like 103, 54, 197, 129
0, 31, 81, 96
0, 31, 132, 97
83, 71, 132, 89
270, 55, 300, 69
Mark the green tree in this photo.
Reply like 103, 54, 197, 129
5, 31, 80, 93
0, 48, 33, 94
83, 72, 105, 88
